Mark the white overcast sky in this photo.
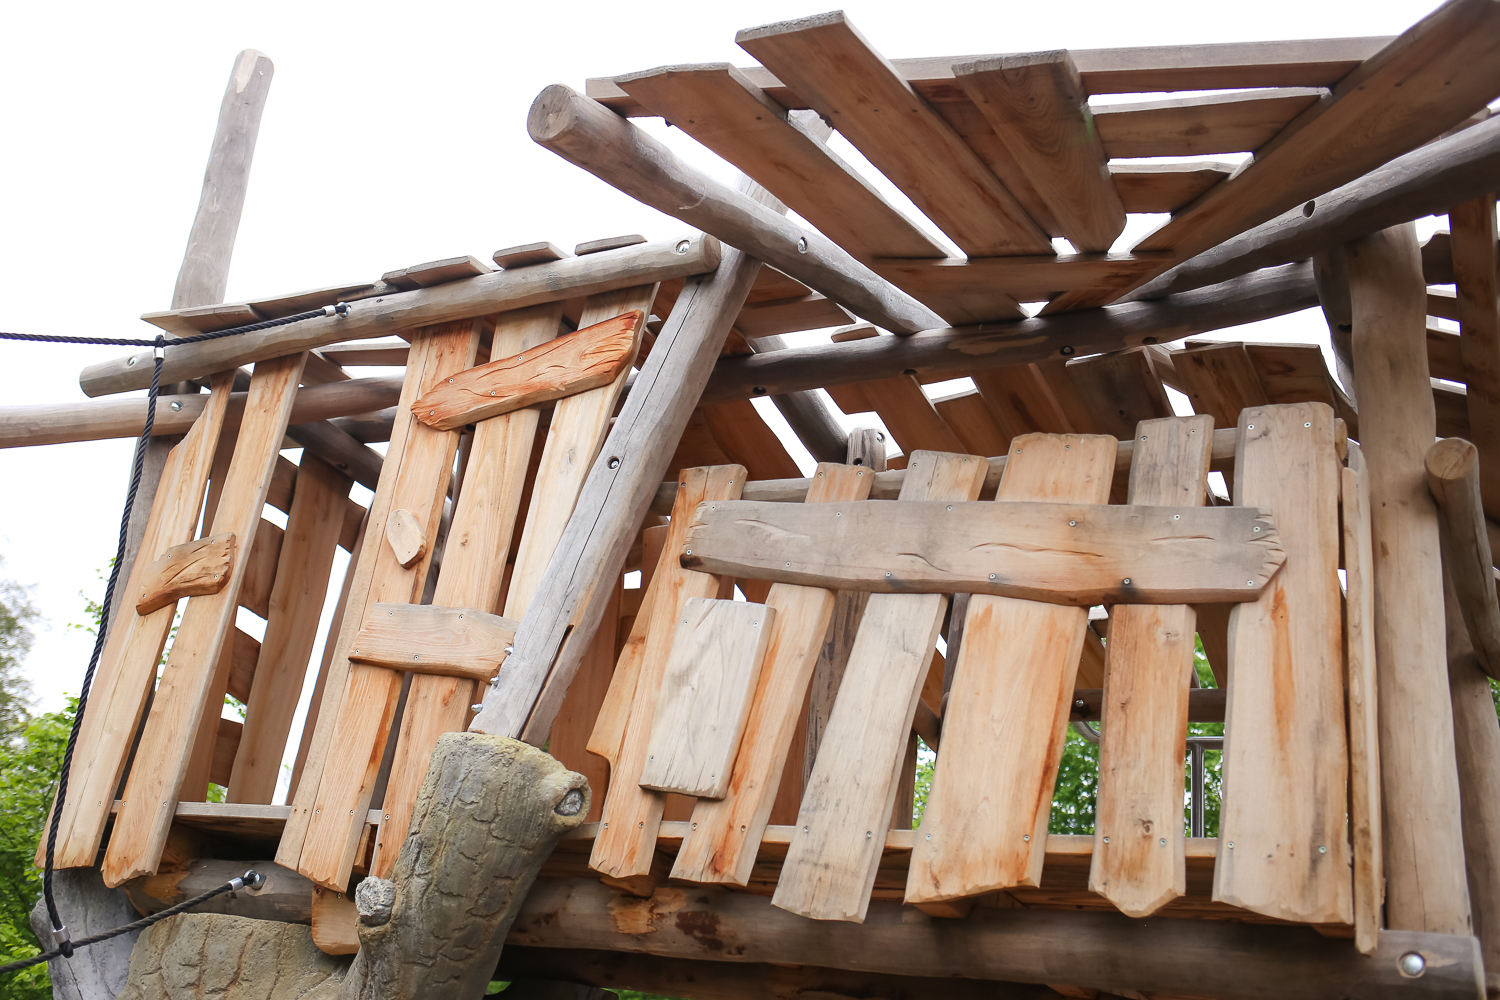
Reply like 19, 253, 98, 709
0, 0, 1449, 718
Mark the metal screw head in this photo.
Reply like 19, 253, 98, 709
1022, 834, 1030, 842
685, 549, 692, 555
796, 237, 808, 253
449, 378, 454, 383
127, 356, 137, 366
470, 703, 483, 712
946, 505, 953, 511
504, 646, 514, 654
1103, 836, 1110, 843
1304, 421, 1312, 428
1247, 580, 1255, 586
867, 831, 873, 839
786, 561, 791, 568
989, 573, 998, 580
1060, 345, 1075, 356
1122, 578, 1132, 585
608, 457, 620, 469
1399, 953, 1426, 977
1159, 838, 1167, 846
1227, 842, 1235, 849
169, 400, 183, 411
1069, 520, 1076, 527
803, 825, 809, 833
1247, 424, 1254, 430
835, 511, 842, 516
1253, 526, 1261, 532
675, 239, 690, 254
885, 571, 892, 578
1318, 845, 1327, 854
925, 833, 931, 840
1173, 513, 1180, 520
877, 432, 886, 442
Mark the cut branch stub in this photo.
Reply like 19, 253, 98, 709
411, 310, 646, 431
135, 532, 236, 616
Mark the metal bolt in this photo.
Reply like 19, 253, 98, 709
675, 239, 690, 254
505, 646, 513, 654
1123, 578, 1132, 585
866, 831, 873, 839
1227, 842, 1235, 849
1069, 520, 1076, 527
170, 400, 182, 411
1247, 580, 1255, 586
752, 621, 759, 626
989, 573, 997, 580
470, 703, 483, 712
885, 571, 892, 578
1247, 424, 1254, 430
1399, 953, 1426, 977
1159, 838, 1167, 846
1318, 845, 1327, 854
127, 356, 137, 366
797, 237, 808, 253
490, 390, 496, 395
835, 511, 842, 516
1304, 421, 1312, 428
947, 505, 953, 510
1173, 514, 1180, 520
1190, 428, 1197, 434
1141, 435, 1147, 441
1253, 526, 1261, 532
877, 432, 885, 441
803, 825, 810, 833
413, 654, 420, 660
1022, 834, 1030, 841
856, 470, 863, 476
608, 457, 620, 469
449, 378, 454, 383
925, 833, 931, 840
692, 822, 698, 829
786, 561, 791, 567
1103, 836, 1110, 843
1060, 345, 1075, 356
685, 549, 692, 555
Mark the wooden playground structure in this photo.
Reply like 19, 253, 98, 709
7, 4, 1500, 997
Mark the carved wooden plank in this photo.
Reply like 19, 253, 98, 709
906, 435, 1113, 908
682, 500, 1281, 605
953, 52, 1125, 253
411, 310, 643, 431
1213, 403, 1351, 925
774, 451, 986, 922
591, 465, 746, 885
103, 353, 308, 886
675, 463, 876, 885
1089, 416, 1212, 917
640, 598, 775, 799
134, 532, 236, 615
349, 604, 518, 681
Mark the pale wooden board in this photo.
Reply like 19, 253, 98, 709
1213, 403, 1352, 925
1342, 443, 1384, 955
586, 526, 668, 771
237, 520, 282, 618
733, 294, 853, 339
227, 457, 350, 803
858, 374, 965, 456
1110, 162, 1236, 214
932, 391, 1011, 459
278, 319, 480, 890
349, 603, 518, 680
370, 302, 563, 878
103, 353, 308, 886
1450, 195, 1500, 521
45, 373, 235, 869
682, 498, 1282, 605
953, 53, 1124, 253
774, 451, 987, 922
134, 532, 235, 615
869, 255, 1165, 322
673, 463, 875, 885
1089, 415, 1212, 917
701, 400, 804, 481
381, 255, 492, 290
549, 582, 622, 824
735, 13, 1052, 258
906, 434, 1113, 906
970, 364, 1076, 443
640, 598, 775, 798
384, 508, 426, 568
591, 465, 746, 884
1093, 88, 1323, 158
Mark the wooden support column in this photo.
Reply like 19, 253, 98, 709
1449, 195, 1500, 522
1346, 223, 1471, 935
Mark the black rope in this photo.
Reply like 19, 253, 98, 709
0, 872, 264, 975
0, 300, 348, 976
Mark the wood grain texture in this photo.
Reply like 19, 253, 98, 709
1213, 403, 1351, 925
411, 310, 642, 431
103, 353, 307, 886
1426, 437, 1500, 679
736, 13, 1051, 258
1110, 162, 1234, 214
133, 532, 236, 615
682, 499, 1281, 605
1449, 195, 1500, 523
591, 466, 746, 884
1343, 443, 1384, 956
675, 463, 875, 885
1347, 226, 1472, 935
1094, 88, 1321, 158
1090, 416, 1212, 917
907, 434, 1113, 906
953, 52, 1124, 253
384, 508, 426, 568
349, 604, 518, 681
775, 451, 986, 922
640, 598, 775, 798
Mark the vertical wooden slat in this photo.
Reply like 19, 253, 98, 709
672, 463, 874, 886
228, 456, 351, 803
103, 353, 308, 886
1450, 194, 1500, 522
774, 451, 987, 922
1212, 402, 1351, 925
1089, 415, 1212, 917
906, 434, 1114, 909
591, 465, 746, 888
549, 581, 622, 824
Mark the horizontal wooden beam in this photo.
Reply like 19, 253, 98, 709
526, 84, 945, 335
1072, 686, 1225, 723
350, 603, 518, 682
121, 859, 313, 925
508, 876, 1483, 1000
699, 262, 1318, 403
79, 235, 719, 397
1135, 114, 1500, 299
682, 499, 1283, 605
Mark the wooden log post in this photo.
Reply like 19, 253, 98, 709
338, 734, 588, 1000
1346, 223, 1472, 935
1426, 437, 1500, 677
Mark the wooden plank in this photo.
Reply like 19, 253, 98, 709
227, 456, 350, 803
587, 537, 667, 773
411, 309, 643, 431
1343, 443, 1384, 956
1450, 194, 1500, 522
640, 598, 775, 798
1133, 3, 1500, 266
734, 294, 853, 339
612, 64, 946, 261
735, 13, 1052, 258
1347, 226, 1471, 934
683, 498, 1281, 606
1064, 348, 1173, 441
83, 236, 718, 397
952, 52, 1125, 253
1212, 403, 1350, 924
591, 466, 746, 885
549, 581, 621, 824
348, 604, 518, 680
1110, 162, 1236, 214
278, 319, 480, 890
860, 374, 964, 456
774, 451, 987, 922
702, 400, 803, 482
870, 255, 1167, 317
1172, 343, 1270, 428
970, 364, 1073, 444
1095, 88, 1322, 158
133, 533, 235, 615
102, 352, 308, 886
907, 434, 1114, 907
381, 255, 492, 290
933, 391, 1011, 458
674, 463, 875, 885
1089, 416, 1212, 918
369, 303, 563, 878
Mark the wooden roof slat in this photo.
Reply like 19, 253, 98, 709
734, 293, 853, 339
1094, 87, 1324, 158
1133, 0, 1500, 262
1110, 162, 1237, 214
871, 252, 1172, 309
736, 12, 1054, 258
586, 37, 1393, 115
952, 52, 1126, 253
613, 64, 947, 261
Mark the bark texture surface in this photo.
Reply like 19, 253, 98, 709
116, 913, 347, 1000
340, 732, 588, 1000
